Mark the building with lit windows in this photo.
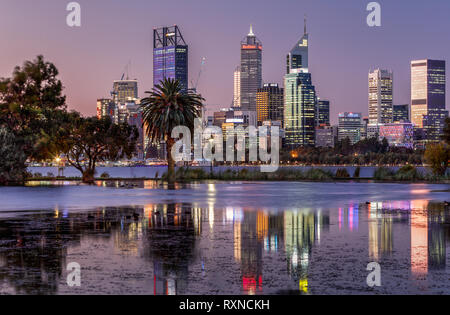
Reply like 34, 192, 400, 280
112, 80, 138, 104
315, 125, 334, 148
284, 69, 316, 148
411, 59, 447, 142
286, 18, 308, 74
240, 26, 262, 111
316, 99, 330, 126
393, 104, 410, 123
379, 123, 414, 149
256, 83, 284, 125
96, 98, 116, 120
233, 66, 241, 108
153, 26, 188, 93
338, 112, 362, 145
368, 69, 393, 125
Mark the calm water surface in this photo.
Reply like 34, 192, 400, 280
0, 181, 448, 295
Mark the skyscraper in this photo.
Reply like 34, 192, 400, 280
368, 69, 393, 125
284, 70, 316, 148
393, 104, 410, 123
287, 17, 309, 74
284, 20, 315, 148
153, 25, 188, 93
256, 83, 284, 125
338, 112, 362, 145
316, 99, 330, 126
411, 59, 447, 142
240, 25, 262, 111
112, 80, 138, 104
233, 66, 241, 108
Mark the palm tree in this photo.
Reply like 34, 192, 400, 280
141, 78, 204, 184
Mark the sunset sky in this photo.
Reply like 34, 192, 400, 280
0, 0, 449, 124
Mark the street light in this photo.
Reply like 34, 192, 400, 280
209, 138, 214, 177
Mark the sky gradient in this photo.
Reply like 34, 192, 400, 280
0, 0, 449, 124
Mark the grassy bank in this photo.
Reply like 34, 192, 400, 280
161, 166, 450, 183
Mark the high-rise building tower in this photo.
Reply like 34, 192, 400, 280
153, 25, 188, 93
316, 99, 330, 126
233, 66, 241, 108
112, 80, 138, 104
256, 83, 284, 125
287, 17, 308, 74
368, 69, 393, 125
411, 59, 448, 142
338, 112, 362, 145
284, 70, 316, 148
393, 104, 410, 123
240, 25, 262, 111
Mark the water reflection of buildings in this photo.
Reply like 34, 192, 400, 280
143, 203, 201, 295
233, 209, 330, 295
368, 200, 448, 280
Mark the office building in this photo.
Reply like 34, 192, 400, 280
233, 66, 241, 108
338, 112, 362, 145
284, 69, 316, 148
256, 83, 284, 125
393, 104, 410, 123
379, 123, 414, 149
316, 99, 330, 126
368, 69, 393, 125
240, 25, 262, 111
112, 80, 138, 104
96, 98, 116, 121
315, 125, 334, 148
153, 25, 188, 92
411, 59, 447, 142
286, 18, 308, 74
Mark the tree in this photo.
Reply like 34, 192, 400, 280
140, 78, 204, 184
443, 117, 450, 145
60, 114, 138, 183
0, 55, 66, 184
424, 143, 449, 176
0, 127, 28, 185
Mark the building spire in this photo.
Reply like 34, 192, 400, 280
304, 15, 307, 35
248, 24, 254, 36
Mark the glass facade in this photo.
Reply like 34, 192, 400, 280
411, 59, 447, 141
240, 27, 262, 112
393, 104, 409, 123
153, 26, 188, 93
368, 69, 393, 125
256, 83, 284, 125
287, 33, 308, 74
284, 71, 316, 148
379, 123, 414, 149
316, 99, 330, 126
338, 112, 362, 145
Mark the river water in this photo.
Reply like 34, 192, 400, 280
0, 180, 449, 295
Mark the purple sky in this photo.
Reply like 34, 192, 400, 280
0, 0, 448, 124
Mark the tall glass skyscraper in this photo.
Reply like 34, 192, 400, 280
286, 19, 309, 74
316, 99, 330, 126
411, 59, 447, 142
153, 26, 188, 93
284, 70, 316, 148
256, 83, 284, 124
240, 25, 262, 111
368, 69, 393, 125
284, 20, 316, 148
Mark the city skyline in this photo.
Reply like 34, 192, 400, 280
0, 0, 449, 124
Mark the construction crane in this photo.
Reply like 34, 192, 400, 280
191, 57, 206, 92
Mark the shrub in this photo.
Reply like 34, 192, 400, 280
373, 167, 395, 180
335, 168, 350, 178
353, 167, 361, 178
100, 172, 110, 179
395, 165, 422, 181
